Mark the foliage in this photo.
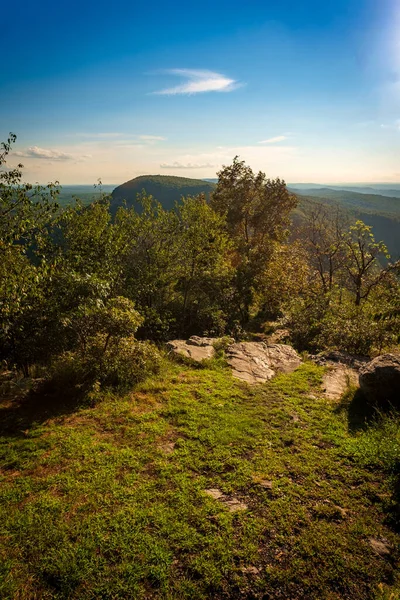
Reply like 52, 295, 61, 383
116, 193, 234, 338
211, 156, 298, 323
1, 134, 399, 377
343, 220, 399, 306
51, 336, 161, 393
316, 293, 399, 355
255, 241, 311, 319
0, 134, 61, 373
50, 296, 160, 392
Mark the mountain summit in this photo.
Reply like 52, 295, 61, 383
111, 175, 216, 212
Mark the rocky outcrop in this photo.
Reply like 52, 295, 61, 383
312, 351, 369, 371
311, 351, 366, 400
322, 365, 358, 400
226, 342, 301, 384
359, 354, 400, 406
167, 337, 302, 384
167, 336, 219, 361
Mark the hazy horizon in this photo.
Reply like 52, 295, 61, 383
33, 180, 400, 190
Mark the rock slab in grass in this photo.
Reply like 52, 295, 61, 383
167, 336, 218, 361
322, 364, 358, 400
226, 342, 301, 384
359, 354, 400, 406
311, 351, 366, 400
204, 488, 248, 512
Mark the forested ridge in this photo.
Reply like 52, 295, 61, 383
1, 133, 399, 382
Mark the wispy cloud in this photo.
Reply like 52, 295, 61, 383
139, 135, 166, 141
258, 136, 287, 144
67, 133, 167, 144
160, 161, 215, 169
15, 146, 76, 160
153, 69, 240, 95
380, 120, 400, 131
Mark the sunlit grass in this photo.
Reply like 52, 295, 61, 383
0, 361, 399, 599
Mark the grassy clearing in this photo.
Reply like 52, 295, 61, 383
0, 359, 399, 599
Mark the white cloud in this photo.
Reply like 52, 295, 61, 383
153, 69, 240, 95
14, 146, 92, 161
139, 135, 166, 141
14, 146, 75, 160
160, 161, 215, 169
258, 136, 287, 144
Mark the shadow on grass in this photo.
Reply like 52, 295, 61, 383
384, 471, 400, 533
335, 388, 382, 433
335, 387, 400, 533
0, 379, 90, 439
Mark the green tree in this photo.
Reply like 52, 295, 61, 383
0, 134, 61, 372
175, 195, 233, 334
211, 156, 297, 323
343, 220, 400, 306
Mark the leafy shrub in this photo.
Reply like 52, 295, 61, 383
285, 291, 399, 356
51, 335, 161, 393
317, 301, 398, 356
284, 295, 327, 352
212, 336, 235, 354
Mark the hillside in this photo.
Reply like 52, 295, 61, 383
111, 175, 216, 213
289, 187, 400, 220
110, 175, 400, 259
290, 184, 400, 198
293, 189, 400, 259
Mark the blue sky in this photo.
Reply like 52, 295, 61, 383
1, 0, 399, 184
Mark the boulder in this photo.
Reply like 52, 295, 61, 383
322, 364, 358, 400
312, 350, 369, 371
359, 354, 400, 406
310, 351, 367, 400
226, 342, 301, 384
167, 336, 219, 362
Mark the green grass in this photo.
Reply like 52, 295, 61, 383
0, 361, 399, 599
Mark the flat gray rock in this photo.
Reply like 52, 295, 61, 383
204, 488, 247, 512
167, 336, 218, 361
226, 342, 301, 384
322, 364, 358, 400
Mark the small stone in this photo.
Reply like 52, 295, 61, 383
259, 480, 273, 490
322, 365, 358, 400
226, 342, 301, 385
160, 442, 175, 454
241, 566, 260, 575
359, 354, 400, 407
167, 337, 218, 362
224, 498, 248, 512
369, 538, 391, 556
332, 505, 347, 519
204, 488, 224, 500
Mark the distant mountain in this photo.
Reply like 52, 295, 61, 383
111, 175, 216, 213
288, 187, 400, 221
109, 175, 400, 260
292, 189, 400, 260
289, 183, 400, 198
